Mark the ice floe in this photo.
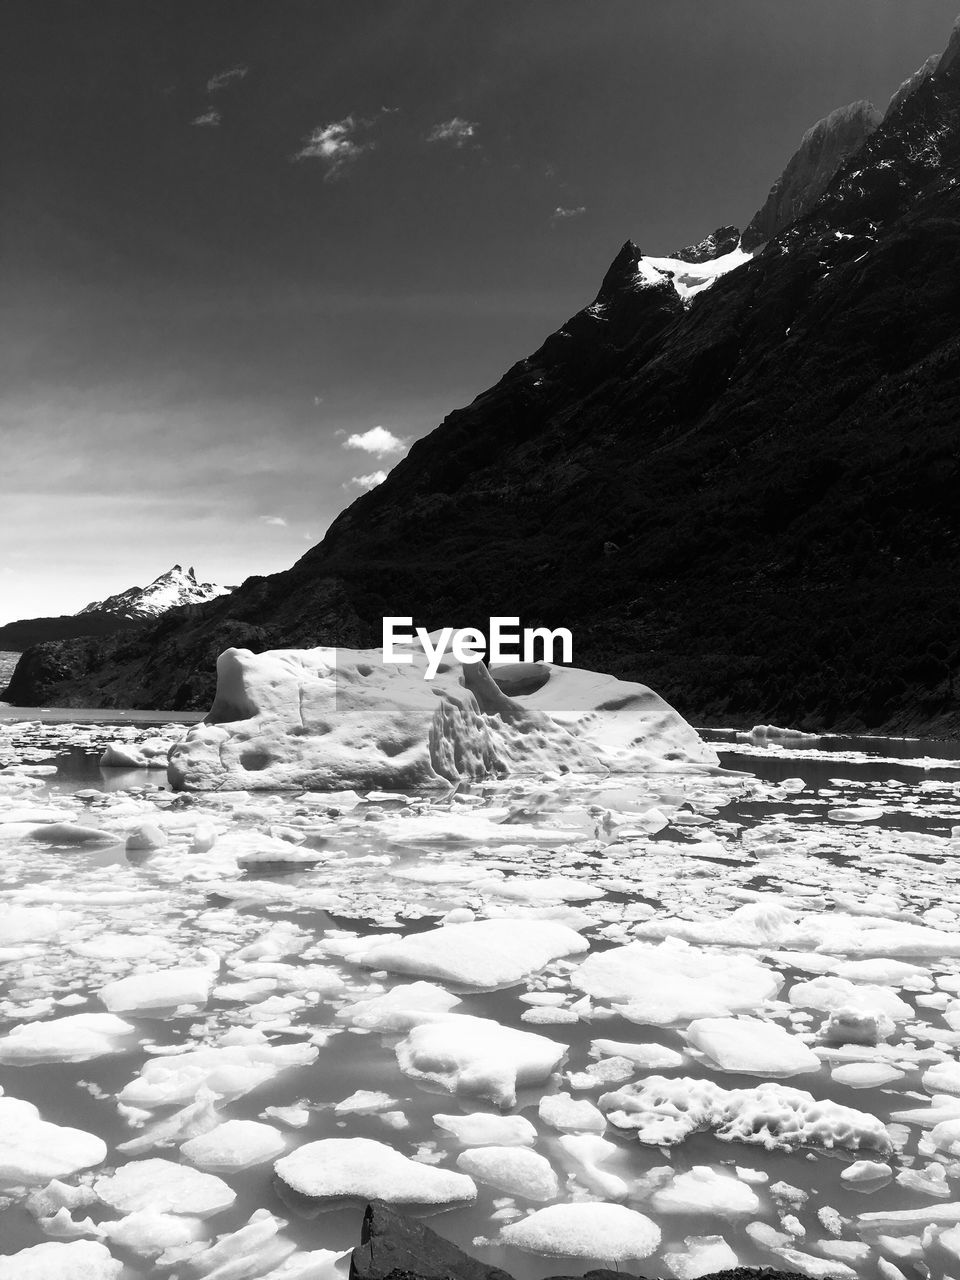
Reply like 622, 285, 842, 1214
273, 1137, 476, 1205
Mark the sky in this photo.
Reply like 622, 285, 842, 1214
2, 0, 958, 623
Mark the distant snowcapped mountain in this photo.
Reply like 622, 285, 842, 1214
79, 565, 234, 619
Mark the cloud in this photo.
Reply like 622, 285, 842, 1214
207, 65, 248, 93
426, 117, 478, 147
343, 426, 406, 457
346, 471, 387, 491
191, 109, 222, 128
259, 515, 288, 527
293, 108, 398, 177
552, 205, 586, 221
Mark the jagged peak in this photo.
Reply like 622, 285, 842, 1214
670, 225, 741, 264
594, 240, 646, 301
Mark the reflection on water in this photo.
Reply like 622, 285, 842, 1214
1, 717, 959, 1277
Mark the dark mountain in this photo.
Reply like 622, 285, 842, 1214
7, 28, 960, 733
0, 610, 143, 656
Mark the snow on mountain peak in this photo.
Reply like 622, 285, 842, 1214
637, 244, 754, 302
78, 565, 234, 620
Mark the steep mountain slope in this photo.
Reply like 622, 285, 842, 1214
7, 33, 960, 731
79, 564, 233, 619
741, 100, 883, 250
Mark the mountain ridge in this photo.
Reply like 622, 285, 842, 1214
6, 31, 960, 732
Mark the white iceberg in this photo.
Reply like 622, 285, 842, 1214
397, 1014, 566, 1107
93, 1157, 236, 1217
273, 1136, 476, 1205
0, 1240, 122, 1278
351, 918, 587, 989
0, 1095, 107, 1185
167, 645, 716, 790
494, 1202, 661, 1260
456, 1146, 559, 1200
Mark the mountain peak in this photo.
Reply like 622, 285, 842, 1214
742, 99, 883, 249
79, 564, 234, 620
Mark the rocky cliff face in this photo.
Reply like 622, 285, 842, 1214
7, 24, 960, 732
741, 100, 883, 250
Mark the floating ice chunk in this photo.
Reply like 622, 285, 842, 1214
663, 1234, 739, 1279
93, 1158, 236, 1216
0, 1240, 122, 1278
180, 1119, 286, 1170
117, 1090, 222, 1155
480, 876, 603, 903
101, 1210, 206, 1258
99, 966, 215, 1013
354, 918, 588, 988
30, 822, 114, 844
538, 1092, 606, 1134
71, 933, 170, 960
258, 1248, 351, 1280
789, 976, 912, 1021
0, 1095, 107, 1184
831, 1062, 904, 1088
125, 823, 167, 851
599, 1076, 891, 1153
652, 1165, 761, 1215
923, 1061, 960, 1096
335, 981, 461, 1031
821, 1007, 895, 1046
555, 1134, 634, 1199
567, 1055, 635, 1087
262, 1105, 312, 1129
928, 1118, 960, 1155
896, 1162, 950, 1198
456, 1146, 559, 1200
746, 725, 820, 742
858, 1203, 960, 1238
686, 1017, 821, 1077
118, 1028, 318, 1109
834, 958, 931, 988
590, 1039, 685, 1069
572, 938, 779, 1024
494, 1202, 660, 1260
0, 1013, 135, 1064
522, 1005, 579, 1025
274, 1137, 476, 1205
841, 1160, 892, 1186
334, 1091, 397, 1115
397, 1014, 566, 1107
433, 1113, 537, 1147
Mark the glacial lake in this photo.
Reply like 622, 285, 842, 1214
2, 714, 960, 1279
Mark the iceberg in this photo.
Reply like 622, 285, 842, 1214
167, 645, 717, 791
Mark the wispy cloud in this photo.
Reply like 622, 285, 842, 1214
552, 205, 586, 221
207, 65, 248, 94
343, 426, 406, 457
259, 515, 288, 527
294, 111, 398, 178
346, 471, 387, 491
191, 109, 222, 128
426, 117, 478, 148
